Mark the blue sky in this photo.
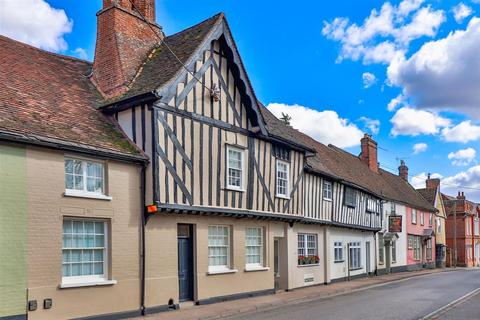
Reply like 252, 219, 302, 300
2, 0, 480, 199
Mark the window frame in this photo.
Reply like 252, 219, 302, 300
420, 211, 425, 226
408, 235, 414, 249
378, 233, 384, 265
349, 242, 362, 270
344, 187, 357, 207
429, 213, 433, 227
413, 236, 421, 261
411, 209, 417, 225
64, 157, 111, 200
323, 180, 333, 201
366, 198, 378, 213
61, 218, 109, 285
334, 241, 344, 262
426, 239, 432, 260
297, 233, 318, 266
226, 146, 245, 191
208, 225, 232, 273
245, 227, 264, 268
276, 159, 290, 199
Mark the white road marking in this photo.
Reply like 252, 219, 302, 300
419, 287, 480, 320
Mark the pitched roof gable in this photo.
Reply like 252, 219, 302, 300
417, 188, 437, 206
103, 13, 268, 135
0, 35, 144, 160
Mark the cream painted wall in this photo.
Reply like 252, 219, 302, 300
145, 214, 281, 308
286, 224, 326, 289
25, 147, 142, 320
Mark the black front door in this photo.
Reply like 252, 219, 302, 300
178, 224, 193, 301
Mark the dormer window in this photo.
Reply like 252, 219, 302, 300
64, 158, 111, 200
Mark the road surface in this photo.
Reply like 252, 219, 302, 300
227, 269, 480, 320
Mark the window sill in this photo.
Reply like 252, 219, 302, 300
334, 260, 345, 264
323, 198, 332, 202
59, 279, 117, 289
297, 264, 319, 268
225, 187, 246, 193
276, 195, 290, 200
64, 190, 112, 201
349, 267, 363, 271
207, 269, 238, 275
245, 266, 270, 272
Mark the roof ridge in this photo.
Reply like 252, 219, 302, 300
166, 12, 224, 39
0, 35, 92, 65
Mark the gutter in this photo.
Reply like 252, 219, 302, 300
99, 91, 161, 113
0, 130, 148, 164
140, 163, 147, 315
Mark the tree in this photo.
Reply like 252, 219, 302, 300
280, 112, 292, 126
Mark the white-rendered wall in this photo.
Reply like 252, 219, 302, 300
378, 201, 408, 270
330, 228, 375, 280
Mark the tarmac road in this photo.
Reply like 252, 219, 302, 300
227, 270, 480, 320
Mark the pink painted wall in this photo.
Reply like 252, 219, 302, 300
406, 207, 436, 265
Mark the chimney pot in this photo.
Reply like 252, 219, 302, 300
398, 160, 408, 181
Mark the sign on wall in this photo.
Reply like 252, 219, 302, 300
389, 215, 402, 233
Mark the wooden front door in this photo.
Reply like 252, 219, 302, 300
178, 224, 194, 301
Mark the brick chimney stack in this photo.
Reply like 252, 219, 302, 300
457, 191, 466, 200
92, 0, 163, 98
360, 133, 379, 173
425, 173, 440, 190
398, 160, 408, 181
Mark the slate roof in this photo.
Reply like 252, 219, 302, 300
260, 105, 436, 212
104, 13, 224, 105
0, 35, 144, 160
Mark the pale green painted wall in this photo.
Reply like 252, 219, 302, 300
0, 144, 27, 318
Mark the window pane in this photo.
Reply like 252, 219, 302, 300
62, 219, 106, 279
65, 159, 73, 174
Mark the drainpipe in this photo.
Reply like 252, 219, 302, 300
140, 163, 147, 316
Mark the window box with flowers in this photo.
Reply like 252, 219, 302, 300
298, 255, 320, 266
297, 233, 319, 266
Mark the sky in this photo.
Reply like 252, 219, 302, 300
1, 0, 480, 200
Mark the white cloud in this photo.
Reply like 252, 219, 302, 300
387, 94, 405, 111
390, 107, 451, 136
73, 48, 88, 60
441, 165, 480, 201
411, 172, 442, 189
362, 72, 377, 88
413, 142, 428, 154
359, 117, 380, 134
266, 103, 364, 148
388, 18, 480, 117
452, 3, 473, 23
0, 0, 72, 52
442, 121, 480, 143
448, 147, 476, 166
322, 0, 444, 64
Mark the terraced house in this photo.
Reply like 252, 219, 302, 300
0, 1, 440, 319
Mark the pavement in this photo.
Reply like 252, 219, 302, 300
133, 268, 466, 320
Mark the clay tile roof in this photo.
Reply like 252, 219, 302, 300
0, 35, 144, 159
417, 188, 436, 206
105, 13, 224, 105
259, 105, 436, 212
